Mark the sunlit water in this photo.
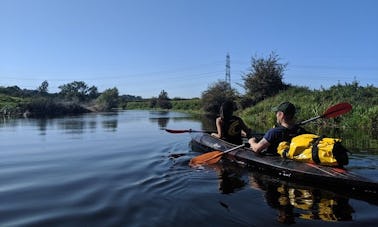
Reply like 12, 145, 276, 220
0, 110, 377, 226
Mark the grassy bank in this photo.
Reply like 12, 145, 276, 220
240, 86, 378, 132
1, 94, 90, 118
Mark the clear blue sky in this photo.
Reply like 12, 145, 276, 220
1, 0, 377, 98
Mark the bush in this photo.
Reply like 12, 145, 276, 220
201, 80, 238, 115
23, 97, 89, 117
95, 88, 119, 111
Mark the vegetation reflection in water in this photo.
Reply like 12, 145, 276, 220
207, 162, 355, 224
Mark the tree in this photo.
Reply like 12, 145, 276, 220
87, 86, 99, 99
38, 80, 49, 94
242, 52, 288, 105
95, 87, 119, 111
157, 90, 172, 109
201, 80, 238, 115
0, 86, 22, 96
149, 97, 157, 108
58, 81, 97, 102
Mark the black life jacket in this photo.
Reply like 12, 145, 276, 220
221, 116, 244, 145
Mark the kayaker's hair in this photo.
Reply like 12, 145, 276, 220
220, 100, 234, 119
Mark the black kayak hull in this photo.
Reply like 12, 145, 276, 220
190, 133, 378, 203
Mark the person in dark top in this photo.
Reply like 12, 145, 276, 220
248, 101, 307, 155
211, 100, 252, 145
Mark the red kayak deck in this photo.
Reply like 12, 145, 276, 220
190, 133, 378, 203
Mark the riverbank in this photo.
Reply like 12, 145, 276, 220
0, 95, 92, 118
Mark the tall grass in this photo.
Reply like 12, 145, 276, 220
240, 85, 378, 132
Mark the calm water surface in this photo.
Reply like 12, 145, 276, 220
0, 110, 377, 226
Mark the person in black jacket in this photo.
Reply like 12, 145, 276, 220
211, 100, 252, 145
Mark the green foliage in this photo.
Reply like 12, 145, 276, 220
241, 84, 378, 132
0, 94, 27, 116
0, 85, 39, 97
125, 98, 201, 112
0, 94, 26, 108
58, 81, 99, 102
148, 90, 172, 109
157, 90, 172, 109
242, 52, 288, 105
87, 86, 99, 100
95, 87, 119, 111
22, 97, 89, 117
149, 97, 158, 108
126, 101, 150, 109
171, 99, 201, 111
38, 80, 49, 94
118, 94, 143, 108
201, 80, 239, 115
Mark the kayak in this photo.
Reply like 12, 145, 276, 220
190, 133, 378, 203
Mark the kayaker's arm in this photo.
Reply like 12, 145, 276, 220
248, 137, 270, 153
211, 117, 222, 138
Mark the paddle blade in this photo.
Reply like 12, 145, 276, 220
323, 102, 352, 119
189, 151, 223, 166
165, 129, 190, 133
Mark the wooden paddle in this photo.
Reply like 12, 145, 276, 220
298, 102, 352, 125
189, 144, 245, 167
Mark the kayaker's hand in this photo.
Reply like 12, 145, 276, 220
211, 133, 220, 138
248, 137, 258, 153
249, 137, 257, 143
250, 136, 262, 142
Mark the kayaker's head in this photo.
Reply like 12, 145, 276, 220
220, 100, 234, 120
272, 102, 296, 125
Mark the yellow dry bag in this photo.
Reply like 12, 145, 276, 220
277, 134, 349, 167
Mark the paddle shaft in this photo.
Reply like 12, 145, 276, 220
298, 102, 352, 126
165, 128, 264, 138
165, 129, 215, 134
199, 144, 245, 163
299, 115, 322, 125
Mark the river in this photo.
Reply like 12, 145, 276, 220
0, 110, 377, 226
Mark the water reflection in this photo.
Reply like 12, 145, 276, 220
148, 111, 169, 129
211, 163, 355, 224
102, 120, 117, 131
213, 165, 247, 194
1, 110, 195, 135
36, 119, 48, 135
149, 117, 170, 129
0, 113, 121, 134
58, 119, 87, 134
148, 110, 204, 130
249, 172, 354, 224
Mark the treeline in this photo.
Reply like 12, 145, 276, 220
0, 81, 179, 118
127, 98, 201, 112
0, 81, 142, 117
